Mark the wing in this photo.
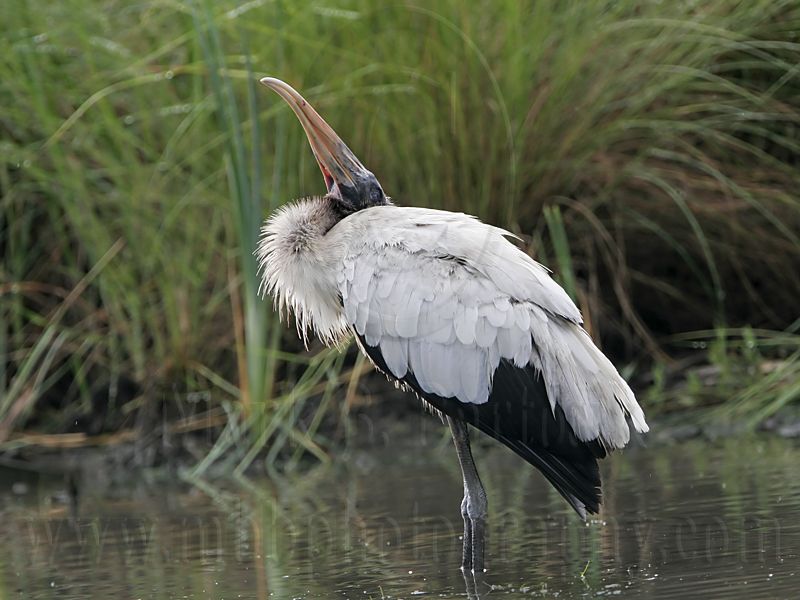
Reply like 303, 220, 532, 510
335, 206, 648, 515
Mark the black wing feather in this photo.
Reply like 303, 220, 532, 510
356, 334, 606, 517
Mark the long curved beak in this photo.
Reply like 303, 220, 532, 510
260, 77, 369, 194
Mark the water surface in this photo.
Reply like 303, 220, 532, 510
1, 421, 797, 599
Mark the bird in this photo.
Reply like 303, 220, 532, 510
255, 77, 649, 574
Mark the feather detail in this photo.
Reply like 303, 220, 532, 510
255, 197, 350, 346
257, 201, 648, 451
333, 205, 648, 449
258, 200, 648, 517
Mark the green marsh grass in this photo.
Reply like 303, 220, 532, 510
1, 0, 799, 462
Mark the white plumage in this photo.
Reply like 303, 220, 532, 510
257, 201, 648, 449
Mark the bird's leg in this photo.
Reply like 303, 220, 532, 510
461, 567, 485, 600
447, 416, 487, 573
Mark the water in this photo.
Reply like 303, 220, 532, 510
0, 422, 798, 599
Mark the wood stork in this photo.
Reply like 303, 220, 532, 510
256, 77, 648, 573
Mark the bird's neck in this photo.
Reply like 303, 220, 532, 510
256, 197, 350, 345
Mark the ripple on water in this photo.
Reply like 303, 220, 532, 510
0, 435, 798, 599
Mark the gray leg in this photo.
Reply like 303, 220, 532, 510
447, 416, 487, 572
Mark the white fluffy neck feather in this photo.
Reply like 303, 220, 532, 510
255, 197, 350, 345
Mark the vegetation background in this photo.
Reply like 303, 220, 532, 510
2, 0, 799, 471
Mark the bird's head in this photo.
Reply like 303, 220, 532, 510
260, 77, 389, 216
